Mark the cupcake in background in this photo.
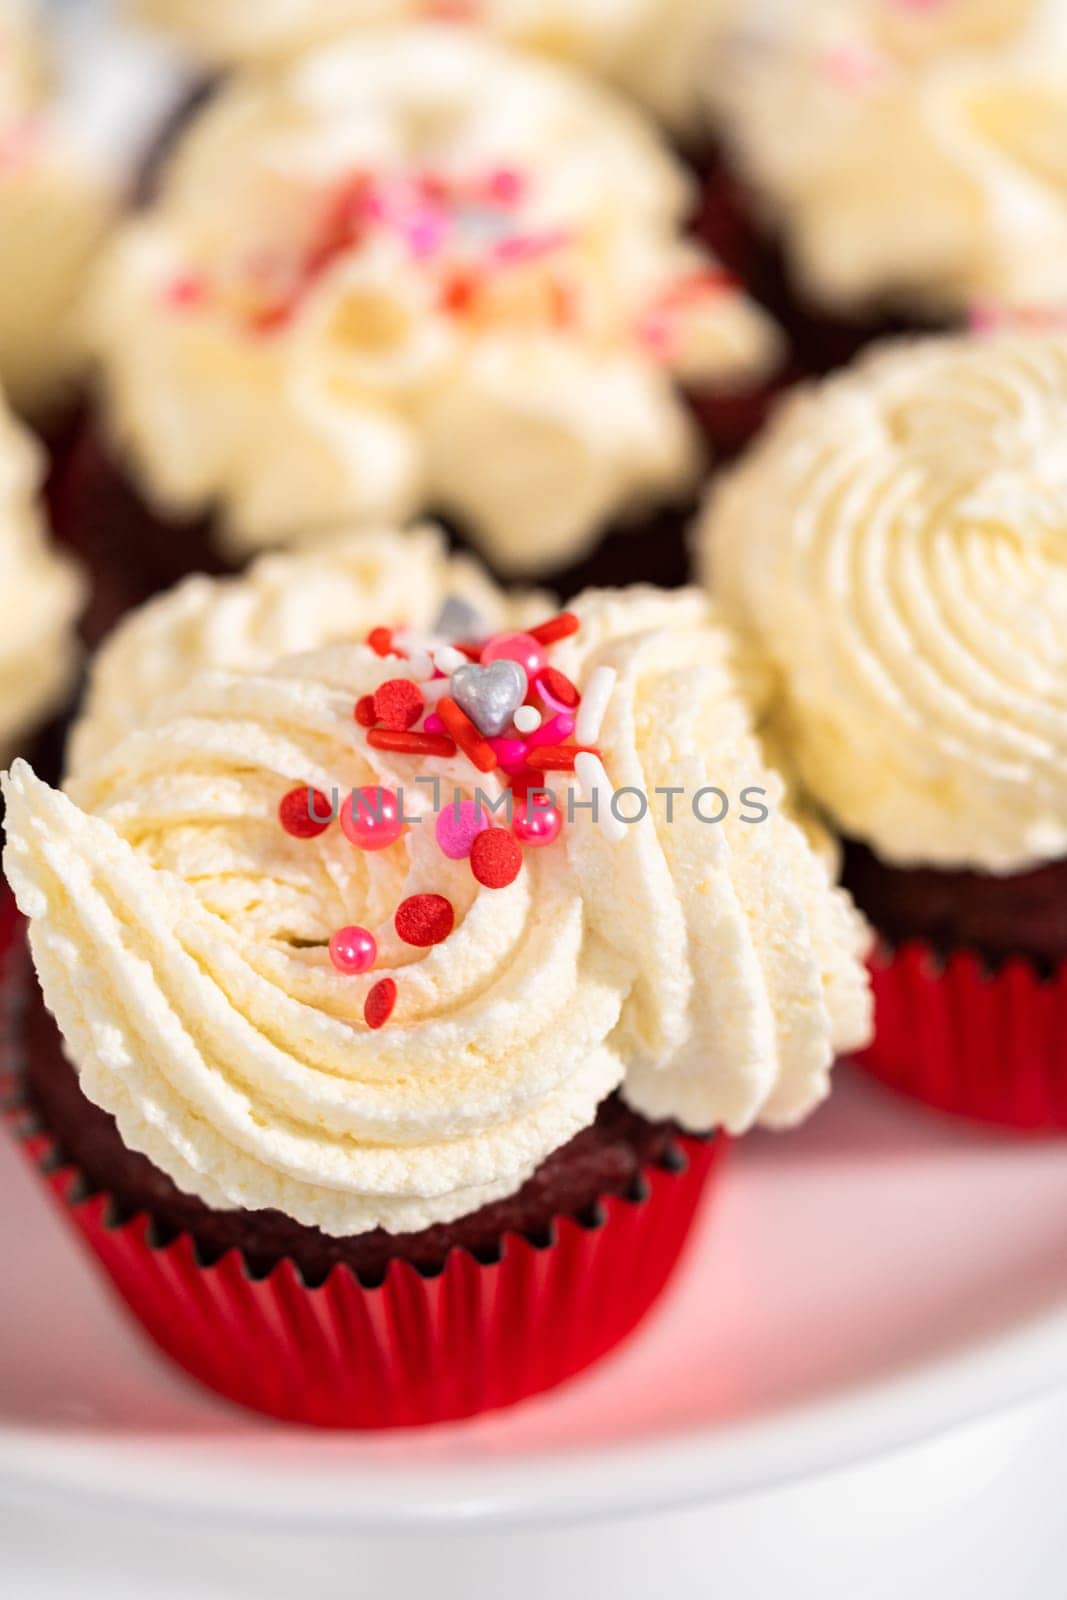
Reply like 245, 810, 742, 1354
2, 568, 870, 1425
0, 0, 113, 418
700, 0, 1067, 373
61, 25, 779, 628
700, 330, 1067, 1130
0, 383, 83, 770
130, 0, 739, 141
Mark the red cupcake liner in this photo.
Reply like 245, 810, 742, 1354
855, 940, 1067, 1133
0, 942, 722, 1428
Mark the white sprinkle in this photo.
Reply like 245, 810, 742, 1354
575, 666, 616, 746
574, 751, 626, 843
421, 675, 453, 702
513, 705, 542, 735
434, 644, 467, 677
407, 650, 435, 682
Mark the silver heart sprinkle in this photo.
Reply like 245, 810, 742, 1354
450, 659, 528, 738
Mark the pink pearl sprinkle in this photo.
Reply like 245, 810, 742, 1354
481, 631, 547, 680
340, 786, 405, 852
423, 712, 446, 734
488, 736, 530, 774
513, 793, 562, 847
435, 800, 491, 861
329, 925, 378, 975
526, 713, 575, 750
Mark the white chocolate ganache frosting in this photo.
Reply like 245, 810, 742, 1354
4, 581, 870, 1234
0, 0, 112, 412
0, 384, 83, 763
89, 26, 779, 574
132, 0, 737, 133
712, 0, 1067, 318
67, 523, 548, 773
701, 331, 1067, 875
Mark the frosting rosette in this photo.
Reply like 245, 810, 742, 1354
3, 578, 871, 1235
67, 523, 547, 773
89, 26, 778, 573
712, 0, 1067, 317
701, 331, 1067, 874
0, 0, 112, 412
131, 0, 735, 132
0, 384, 83, 762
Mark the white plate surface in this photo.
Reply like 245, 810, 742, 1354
2, 1070, 1066, 1530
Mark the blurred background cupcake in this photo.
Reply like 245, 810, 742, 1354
0, 382, 83, 775
699, 0, 1067, 374
55, 25, 781, 633
2, 560, 870, 1424
0, 0, 115, 423
700, 329, 1067, 1130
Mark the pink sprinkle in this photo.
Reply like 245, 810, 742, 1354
405, 208, 449, 259
423, 712, 446, 734
484, 168, 525, 206
513, 793, 562, 848
488, 736, 530, 774
526, 713, 575, 750
481, 631, 547, 679
491, 229, 570, 266
435, 800, 491, 860
161, 273, 207, 310
329, 925, 378, 975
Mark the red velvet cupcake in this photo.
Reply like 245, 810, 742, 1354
1, 569, 870, 1424
701, 330, 1067, 1131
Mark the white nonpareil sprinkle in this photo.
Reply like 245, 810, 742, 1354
575, 666, 617, 746
574, 751, 627, 843
407, 650, 435, 682
434, 644, 468, 677
513, 705, 542, 734
422, 675, 453, 702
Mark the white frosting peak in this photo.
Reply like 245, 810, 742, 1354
701, 331, 1067, 873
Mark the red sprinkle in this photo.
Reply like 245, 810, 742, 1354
354, 695, 377, 727
278, 786, 333, 839
395, 893, 455, 947
537, 666, 580, 709
373, 677, 425, 731
367, 728, 457, 759
529, 612, 579, 647
526, 745, 597, 772
453, 640, 486, 661
470, 828, 523, 889
364, 978, 397, 1030
438, 697, 498, 773
367, 626, 397, 658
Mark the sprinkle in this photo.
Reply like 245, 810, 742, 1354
437, 697, 499, 773
528, 612, 580, 647
423, 712, 445, 734
435, 801, 490, 860
575, 666, 617, 746
574, 752, 627, 843
454, 641, 486, 660
422, 676, 454, 704
525, 745, 598, 772
470, 828, 523, 889
481, 632, 546, 679
373, 678, 425, 731
340, 786, 405, 852
395, 893, 455, 947
365, 978, 397, 1030
488, 735, 529, 773
512, 793, 562, 847
367, 728, 457, 760
368, 626, 397, 658
355, 695, 377, 727
329, 925, 377, 975
484, 167, 525, 205
161, 273, 207, 310
537, 666, 580, 710
527, 713, 575, 749
433, 595, 486, 641
513, 705, 542, 735
279, 786, 333, 839
407, 650, 435, 682
434, 644, 468, 677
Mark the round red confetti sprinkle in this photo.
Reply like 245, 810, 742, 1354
470, 828, 523, 889
395, 893, 455, 947
367, 626, 396, 657
367, 728, 457, 759
537, 666, 580, 709
438, 697, 498, 773
529, 612, 579, 647
278, 786, 333, 839
364, 978, 397, 1030
374, 677, 425, 731
354, 695, 377, 727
